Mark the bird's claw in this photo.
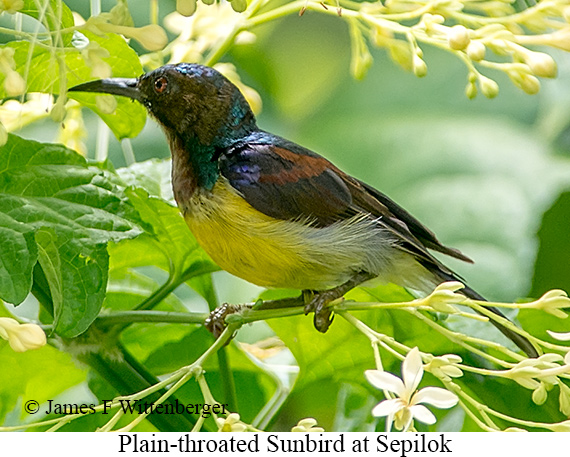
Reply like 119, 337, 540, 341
204, 303, 240, 339
304, 291, 341, 333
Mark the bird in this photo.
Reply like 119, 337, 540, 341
70, 63, 538, 358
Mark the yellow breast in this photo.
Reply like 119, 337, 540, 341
181, 178, 387, 290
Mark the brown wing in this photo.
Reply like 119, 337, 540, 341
219, 132, 471, 271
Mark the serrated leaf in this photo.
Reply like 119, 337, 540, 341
0, 135, 144, 336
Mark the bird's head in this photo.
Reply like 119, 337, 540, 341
70, 63, 257, 147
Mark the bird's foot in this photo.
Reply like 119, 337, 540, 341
304, 290, 343, 333
303, 271, 377, 333
204, 303, 243, 339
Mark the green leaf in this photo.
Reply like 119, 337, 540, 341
66, 32, 146, 139
109, 181, 218, 285
116, 158, 174, 203
531, 191, 570, 299
35, 228, 63, 323
21, 0, 75, 45
1, 32, 146, 139
0, 213, 37, 305
0, 343, 86, 424
0, 135, 143, 336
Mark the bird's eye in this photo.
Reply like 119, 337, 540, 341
154, 77, 168, 94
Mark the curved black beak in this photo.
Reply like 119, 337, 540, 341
69, 78, 141, 102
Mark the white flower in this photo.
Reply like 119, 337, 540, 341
291, 418, 324, 432
216, 413, 247, 432
0, 317, 46, 352
365, 347, 458, 430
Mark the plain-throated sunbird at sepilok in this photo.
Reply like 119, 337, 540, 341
70, 63, 538, 358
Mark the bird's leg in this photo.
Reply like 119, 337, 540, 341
204, 272, 375, 338
304, 271, 376, 333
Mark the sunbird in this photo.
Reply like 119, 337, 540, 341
70, 63, 538, 358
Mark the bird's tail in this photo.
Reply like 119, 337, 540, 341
436, 273, 538, 358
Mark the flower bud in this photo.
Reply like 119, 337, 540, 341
466, 41, 485, 61
532, 383, 547, 405
4, 70, 25, 96
388, 41, 413, 71
525, 51, 557, 78
413, 54, 427, 77
538, 353, 564, 363
351, 49, 373, 81
230, 0, 247, 12
0, 317, 46, 352
177, 0, 197, 16
201, 0, 215, 5
511, 72, 540, 95
371, 25, 394, 47
479, 75, 499, 99
50, 96, 67, 123
465, 81, 477, 99
559, 382, 570, 416
235, 31, 256, 46
547, 330, 570, 342
448, 25, 470, 51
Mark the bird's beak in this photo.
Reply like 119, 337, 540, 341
69, 78, 141, 102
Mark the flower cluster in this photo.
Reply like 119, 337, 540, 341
156, 3, 262, 114
501, 352, 570, 415
344, 0, 570, 97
